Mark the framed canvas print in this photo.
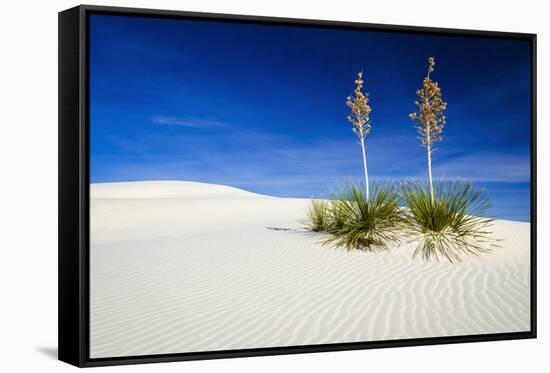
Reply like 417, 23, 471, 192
58, 5, 537, 367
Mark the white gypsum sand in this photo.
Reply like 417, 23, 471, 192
90, 181, 531, 358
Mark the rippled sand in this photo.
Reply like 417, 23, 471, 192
89, 181, 531, 358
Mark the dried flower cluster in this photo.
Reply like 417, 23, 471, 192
409, 57, 447, 148
346, 72, 372, 199
346, 72, 372, 139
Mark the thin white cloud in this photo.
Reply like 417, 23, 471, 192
151, 116, 229, 129
432, 151, 530, 183
98, 129, 530, 190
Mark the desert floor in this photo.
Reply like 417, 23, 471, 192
90, 181, 531, 358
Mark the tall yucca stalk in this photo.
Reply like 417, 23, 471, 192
409, 57, 447, 205
346, 72, 372, 200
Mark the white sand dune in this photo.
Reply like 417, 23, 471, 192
90, 181, 531, 358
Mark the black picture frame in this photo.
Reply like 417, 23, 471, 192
58, 4, 537, 368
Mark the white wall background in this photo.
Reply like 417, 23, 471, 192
0, 0, 546, 371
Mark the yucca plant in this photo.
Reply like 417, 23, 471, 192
405, 57, 495, 262
304, 199, 332, 232
304, 198, 348, 233
401, 180, 496, 263
323, 182, 405, 252
328, 199, 347, 232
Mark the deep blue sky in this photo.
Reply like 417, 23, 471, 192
89, 14, 532, 221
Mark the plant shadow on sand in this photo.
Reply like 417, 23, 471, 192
266, 226, 312, 234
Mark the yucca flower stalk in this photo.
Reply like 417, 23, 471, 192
346, 72, 372, 200
409, 57, 447, 205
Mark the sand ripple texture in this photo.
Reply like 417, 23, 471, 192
90, 181, 531, 358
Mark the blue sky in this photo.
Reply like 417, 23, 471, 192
89, 14, 532, 221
